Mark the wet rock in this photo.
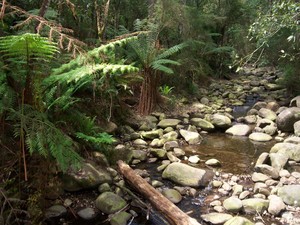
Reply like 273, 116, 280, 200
210, 114, 232, 129
161, 188, 182, 203
61, 162, 112, 192
268, 195, 286, 216
249, 132, 272, 142
179, 129, 202, 144
188, 155, 200, 164
225, 124, 251, 136
254, 164, 279, 179
269, 153, 289, 171
258, 108, 277, 121
270, 143, 300, 161
98, 183, 111, 193
276, 107, 300, 132
242, 198, 269, 214
223, 196, 243, 212
162, 162, 213, 187
95, 192, 127, 214
205, 159, 221, 167
110, 211, 131, 225
77, 207, 98, 220
151, 180, 164, 188
277, 185, 300, 206
157, 119, 181, 128
45, 205, 67, 218
224, 216, 254, 225
252, 172, 270, 182
201, 213, 233, 224
190, 118, 215, 131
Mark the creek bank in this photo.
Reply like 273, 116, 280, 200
45, 66, 300, 225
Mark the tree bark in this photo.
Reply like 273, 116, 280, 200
117, 160, 202, 225
94, 0, 111, 42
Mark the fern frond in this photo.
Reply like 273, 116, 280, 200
156, 42, 188, 60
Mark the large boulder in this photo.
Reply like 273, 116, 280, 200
210, 114, 232, 129
270, 142, 300, 162
294, 121, 300, 136
276, 107, 300, 132
157, 119, 181, 128
162, 162, 213, 187
179, 129, 202, 144
225, 124, 251, 136
277, 185, 300, 206
190, 118, 215, 131
268, 195, 286, 216
61, 162, 112, 192
95, 192, 127, 214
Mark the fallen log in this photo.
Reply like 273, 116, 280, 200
117, 160, 202, 225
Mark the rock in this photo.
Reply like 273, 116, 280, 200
244, 115, 257, 124
225, 124, 252, 136
179, 129, 202, 144
141, 130, 163, 139
163, 131, 179, 141
212, 180, 223, 188
150, 138, 165, 147
205, 159, 221, 167
224, 216, 254, 225
277, 185, 300, 206
294, 121, 300, 136
151, 180, 164, 188
276, 107, 300, 132
163, 140, 179, 150
242, 198, 269, 214
232, 184, 243, 196
266, 101, 280, 112
290, 96, 300, 107
98, 183, 112, 193
188, 155, 200, 164
95, 192, 127, 214
201, 213, 233, 224
279, 169, 290, 178
210, 114, 232, 129
161, 188, 182, 204
268, 195, 286, 216
239, 191, 250, 200
132, 150, 147, 161
150, 148, 167, 158
254, 164, 279, 179
166, 152, 180, 162
249, 132, 272, 142
255, 153, 269, 166
223, 197, 243, 212
133, 139, 147, 146
45, 205, 67, 218
252, 172, 270, 182
77, 207, 98, 220
190, 118, 215, 131
173, 148, 185, 157
61, 162, 112, 192
270, 142, 300, 161
269, 153, 289, 171
258, 108, 277, 121
157, 119, 181, 128
284, 136, 300, 144
253, 102, 267, 111
110, 211, 132, 225
162, 162, 213, 187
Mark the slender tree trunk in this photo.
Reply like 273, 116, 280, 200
137, 70, 159, 115
94, 0, 111, 42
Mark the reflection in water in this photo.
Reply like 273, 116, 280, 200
183, 133, 276, 174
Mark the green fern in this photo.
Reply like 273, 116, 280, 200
7, 105, 82, 172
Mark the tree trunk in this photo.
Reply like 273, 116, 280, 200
94, 0, 111, 42
117, 161, 201, 225
137, 71, 159, 115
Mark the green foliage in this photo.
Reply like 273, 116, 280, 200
159, 85, 174, 95
7, 105, 82, 172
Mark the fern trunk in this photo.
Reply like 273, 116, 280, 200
137, 70, 159, 115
